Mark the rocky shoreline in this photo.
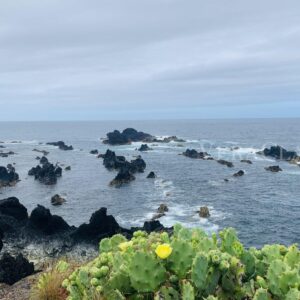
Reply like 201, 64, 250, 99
0, 196, 169, 285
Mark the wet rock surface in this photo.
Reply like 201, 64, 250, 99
241, 159, 252, 164
147, 171, 156, 178
233, 170, 245, 177
28, 160, 62, 185
51, 194, 66, 206
198, 206, 210, 218
0, 165, 19, 188
46, 141, 73, 150
183, 149, 211, 159
217, 159, 234, 168
258, 145, 299, 161
103, 128, 153, 145
138, 144, 152, 151
265, 165, 282, 172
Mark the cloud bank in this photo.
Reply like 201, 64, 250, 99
1, 0, 300, 120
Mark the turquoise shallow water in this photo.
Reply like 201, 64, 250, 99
0, 119, 299, 247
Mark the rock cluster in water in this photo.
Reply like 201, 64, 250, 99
265, 165, 282, 172
0, 165, 19, 188
258, 145, 300, 163
182, 149, 211, 159
103, 128, 152, 145
28, 157, 62, 185
46, 141, 73, 150
99, 150, 146, 186
0, 151, 15, 158
138, 144, 152, 151
103, 128, 185, 145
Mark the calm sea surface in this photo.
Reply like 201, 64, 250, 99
0, 119, 299, 247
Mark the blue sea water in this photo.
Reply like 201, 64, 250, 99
0, 119, 299, 248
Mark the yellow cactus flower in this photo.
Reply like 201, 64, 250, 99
118, 241, 133, 251
155, 244, 172, 259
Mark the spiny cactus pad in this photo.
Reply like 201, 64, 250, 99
58, 226, 300, 299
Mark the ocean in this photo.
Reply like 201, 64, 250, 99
0, 119, 299, 248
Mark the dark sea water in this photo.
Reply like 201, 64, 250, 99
0, 119, 299, 248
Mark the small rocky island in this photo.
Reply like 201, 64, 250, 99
0, 165, 19, 188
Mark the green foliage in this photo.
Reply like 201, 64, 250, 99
63, 227, 300, 300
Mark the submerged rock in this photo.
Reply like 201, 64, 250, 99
183, 149, 211, 159
46, 141, 73, 151
0, 165, 19, 188
0, 253, 34, 285
65, 166, 71, 171
0, 151, 15, 158
103, 128, 153, 145
233, 170, 245, 177
217, 159, 234, 168
90, 149, 98, 154
265, 165, 282, 172
138, 144, 152, 151
32, 149, 49, 156
51, 194, 66, 206
258, 145, 298, 161
147, 171, 156, 178
198, 206, 210, 218
241, 159, 252, 164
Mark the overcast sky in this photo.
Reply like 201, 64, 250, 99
1, 0, 300, 120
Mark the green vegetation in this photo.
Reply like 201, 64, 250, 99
37, 225, 300, 299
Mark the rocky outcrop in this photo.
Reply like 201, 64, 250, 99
0, 165, 19, 188
0, 197, 28, 221
28, 160, 62, 185
39, 156, 48, 165
183, 149, 211, 159
233, 170, 245, 177
265, 165, 282, 172
90, 149, 98, 155
110, 168, 136, 186
51, 194, 66, 206
29, 205, 70, 235
65, 166, 71, 171
157, 204, 168, 214
217, 159, 234, 168
71, 207, 121, 242
103, 128, 153, 145
46, 141, 73, 151
258, 145, 298, 161
0, 253, 34, 285
198, 206, 210, 218
138, 144, 152, 151
241, 160, 252, 164
147, 171, 156, 178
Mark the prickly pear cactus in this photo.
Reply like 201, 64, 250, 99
128, 251, 166, 292
59, 225, 300, 300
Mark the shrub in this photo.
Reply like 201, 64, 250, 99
63, 225, 300, 299
31, 260, 76, 300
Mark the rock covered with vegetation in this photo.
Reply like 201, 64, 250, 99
55, 225, 300, 300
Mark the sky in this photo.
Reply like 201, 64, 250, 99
0, 0, 300, 121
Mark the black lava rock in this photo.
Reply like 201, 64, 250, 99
28, 161, 62, 185
259, 145, 298, 161
71, 207, 120, 242
138, 144, 152, 151
46, 141, 73, 151
0, 197, 28, 221
29, 205, 70, 235
217, 159, 234, 168
103, 128, 153, 145
0, 252, 34, 285
183, 149, 211, 159
265, 165, 282, 172
147, 171, 156, 178
233, 170, 245, 177
0, 165, 19, 188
